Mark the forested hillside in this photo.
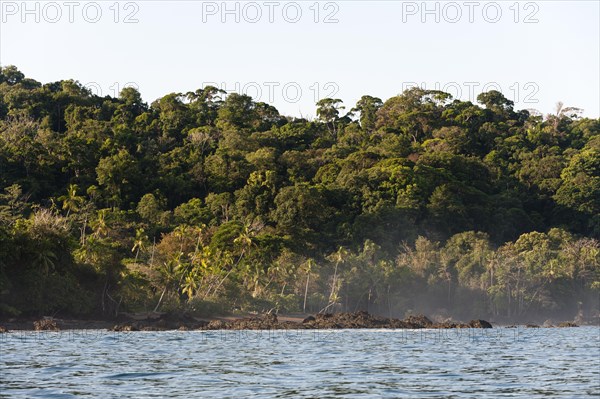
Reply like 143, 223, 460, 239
0, 65, 598, 321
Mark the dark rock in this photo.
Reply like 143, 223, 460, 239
33, 318, 59, 331
111, 323, 139, 332
227, 313, 281, 330
468, 319, 493, 328
306, 311, 388, 329
525, 323, 540, 328
0, 326, 8, 333
155, 319, 178, 329
194, 320, 209, 329
434, 321, 469, 328
193, 311, 496, 331
264, 312, 278, 324
206, 320, 226, 330
557, 322, 578, 327
404, 314, 433, 328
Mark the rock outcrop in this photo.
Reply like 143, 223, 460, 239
33, 318, 59, 331
195, 311, 493, 331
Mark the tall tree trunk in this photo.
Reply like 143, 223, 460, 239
101, 277, 108, 314
507, 283, 511, 318
154, 285, 167, 312
328, 262, 339, 304
150, 237, 156, 266
303, 272, 310, 313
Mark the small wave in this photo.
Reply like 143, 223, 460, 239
104, 371, 172, 380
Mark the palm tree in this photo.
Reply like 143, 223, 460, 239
34, 247, 57, 275
131, 228, 147, 263
181, 273, 198, 301
303, 258, 316, 313
91, 210, 108, 238
211, 223, 255, 297
154, 255, 183, 312
324, 246, 348, 312
58, 184, 84, 217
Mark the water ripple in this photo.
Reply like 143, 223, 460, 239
0, 327, 598, 398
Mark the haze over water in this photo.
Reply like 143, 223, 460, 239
1, 327, 599, 398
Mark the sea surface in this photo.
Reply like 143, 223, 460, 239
1, 327, 599, 398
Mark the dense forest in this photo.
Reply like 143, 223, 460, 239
0, 65, 598, 323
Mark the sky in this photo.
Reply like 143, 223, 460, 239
1, 0, 599, 118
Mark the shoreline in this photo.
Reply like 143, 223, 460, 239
0, 311, 591, 332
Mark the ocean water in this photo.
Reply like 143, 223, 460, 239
1, 327, 599, 398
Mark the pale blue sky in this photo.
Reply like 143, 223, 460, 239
1, 1, 598, 118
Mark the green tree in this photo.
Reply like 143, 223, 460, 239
96, 148, 142, 208
352, 95, 382, 132
58, 184, 85, 216
316, 98, 345, 137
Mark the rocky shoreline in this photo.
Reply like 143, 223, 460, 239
0, 311, 587, 333
1, 311, 591, 333
111, 312, 494, 332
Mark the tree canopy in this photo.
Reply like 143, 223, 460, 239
0, 66, 598, 322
